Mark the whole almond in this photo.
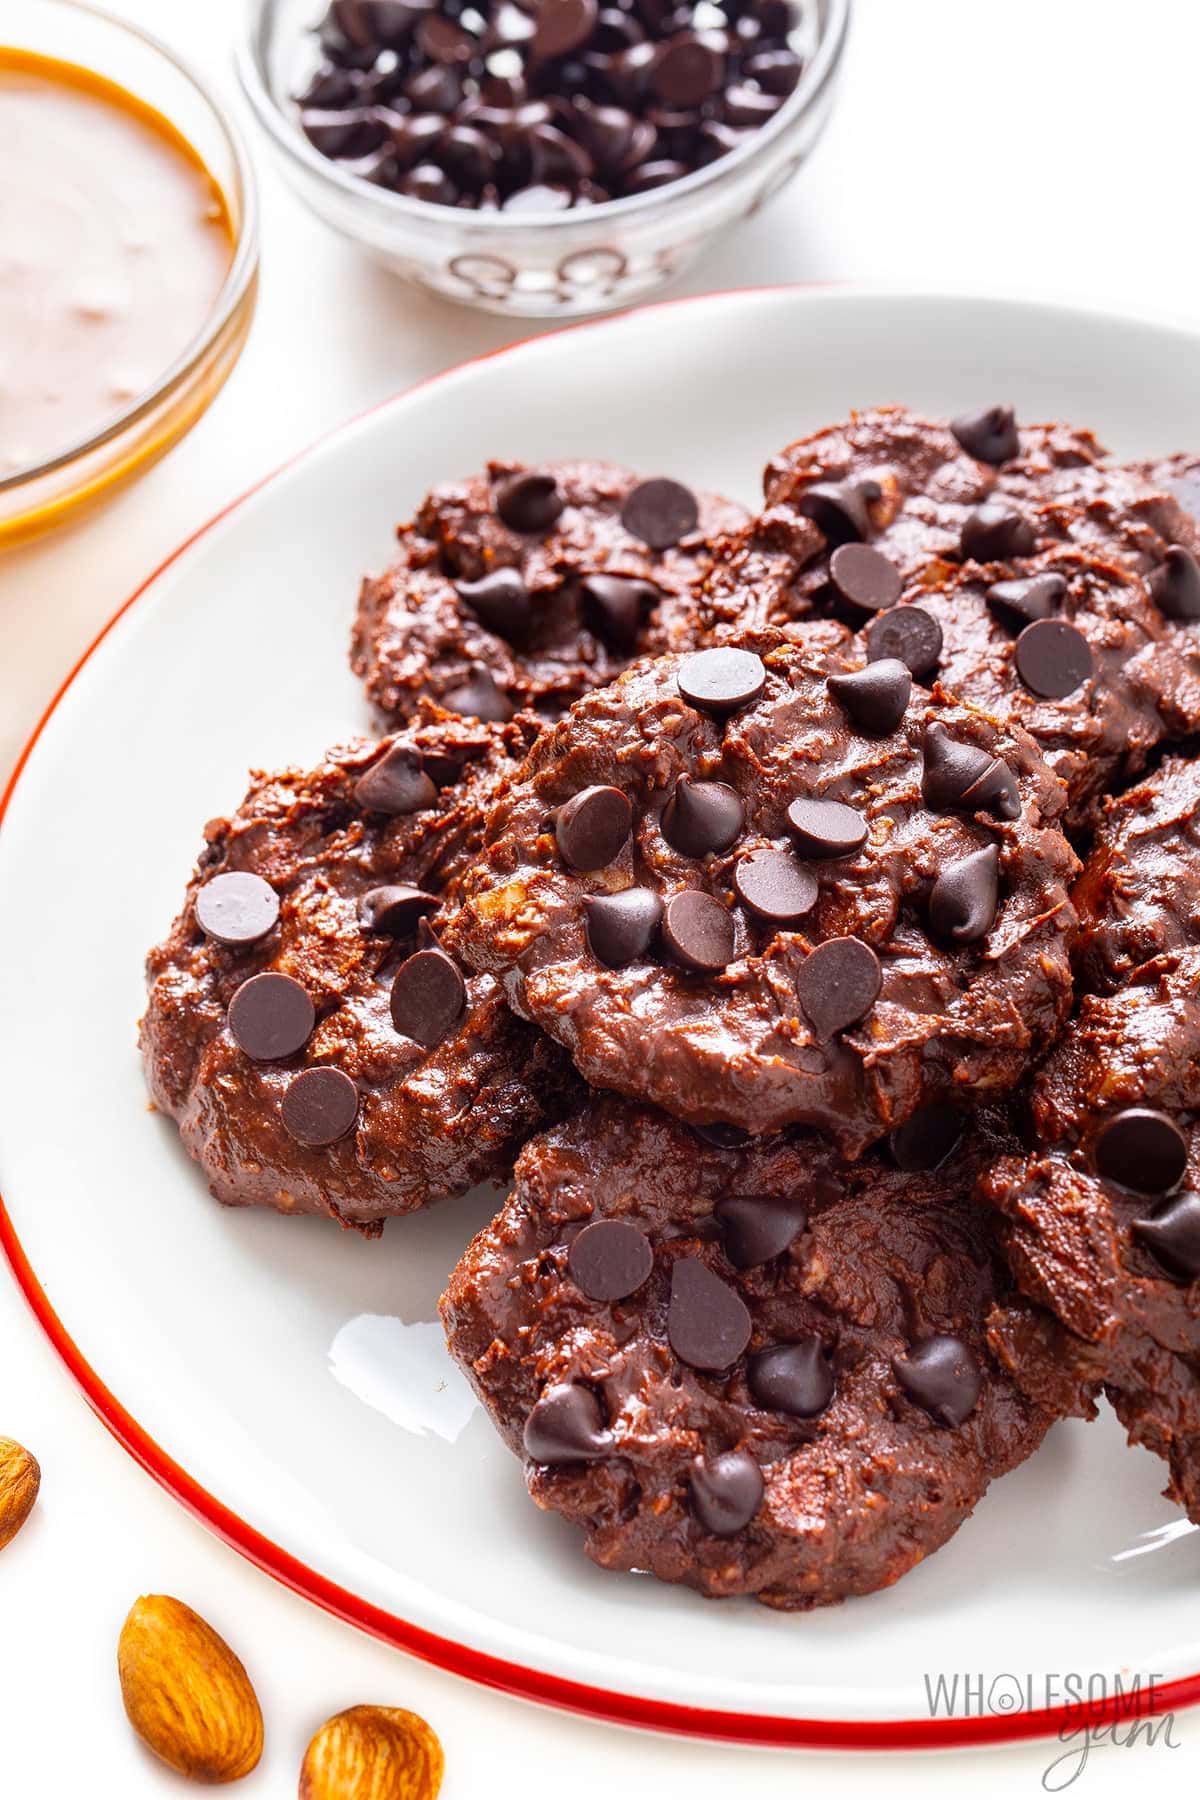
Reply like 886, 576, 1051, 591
118, 1594, 263, 1784
0, 1437, 40, 1549
299, 1705, 444, 1800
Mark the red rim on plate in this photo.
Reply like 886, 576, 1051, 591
3, 289, 1198, 1750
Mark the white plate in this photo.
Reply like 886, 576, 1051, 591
4, 289, 1200, 1750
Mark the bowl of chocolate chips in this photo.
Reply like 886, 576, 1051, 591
239, 0, 848, 314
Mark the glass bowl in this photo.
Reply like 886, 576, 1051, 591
0, 0, 259, 544
238, 0, 849, 318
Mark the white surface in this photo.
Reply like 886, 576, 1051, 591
3, 3, 1200, 1794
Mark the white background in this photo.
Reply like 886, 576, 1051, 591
4, 1, 1200, 1792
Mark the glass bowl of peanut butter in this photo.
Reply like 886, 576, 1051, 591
0, 0, 259, 542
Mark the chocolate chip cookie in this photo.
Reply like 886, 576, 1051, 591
447, 628, 1079, 1149
141, 710, 578, 1232
441, 1099, 1062, 1609
351, 459, 747, 726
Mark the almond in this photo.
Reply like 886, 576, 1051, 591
0, 1436, 40, 1549
117, 1594, 263, 1784
299, 1705, 444, 1800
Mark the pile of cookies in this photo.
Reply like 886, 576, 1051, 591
142, 408, 1200, 1610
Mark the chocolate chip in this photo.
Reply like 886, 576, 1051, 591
723, 82, 781, 125
889, 1104, 964, 1172
960, 503, 1037, 563
929, 845, 1000, 944
556, 784, 633, 870
667, 1255, 752, 1370
1013, 619, 1091, 700
227, 972, 315, 1061
893, 1335, 981, 1427
1093, 1107, 1188, 1196
404, 66, 463, 112
1149, 546, 1200, 621
533, 0, 598, 59
748, 1340, 834, 1418
653, 34, 724, 105
455, 568, 531, 640
796, 479, 876, 547
581, 573, 658, 650
796, 936, 881, 1040
280, 1067, 359, 1146
442, 665, 514, 721
921, 722, 1020, 820
620, 477, 699, 549
732, 848, 817, 925
827, 659, 911, 736
389, 947, 466, 1049
495, 468, 565, 533
865, 604, 943, 680
785, 796, 868, 860
716, 1196, 806, 1268
829, 543, 902, 613
662, 889, 735, 971
584, 887, 662, 965
950, 405, 1019, 465
743, 47, 803, 92
399, 161, 459, 203
568, 1218, 654, 1300
677, 647, 766, 717
354, 744, 437, 814
195, 872, 280, 946
358, 884, 440, 935
985, 572, 1067, 633
523, 1383, 612, 1463
416, 12, 476, 62
502, 182, 573, 211
1132, 1191, 1200, 1281
662, 777, 744, 858
689, 1449, 763, 1535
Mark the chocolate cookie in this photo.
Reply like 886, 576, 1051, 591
441, 1099, 1062, 1609
141, 710, 578, 1232
447, 628, 1079, 1149
980, 950, 1200, 1521
351, 459, 748, 726
1073, 757, 1200, 992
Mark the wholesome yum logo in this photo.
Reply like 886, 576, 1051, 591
923, 1672, 1182, 1790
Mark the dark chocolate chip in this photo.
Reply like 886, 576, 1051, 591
689, 1449, 763, 1536
747, 1339, 834, 1418
921, 722, 1020, 820
227, 972, 315, 1061
950, 405, 1019, 465
354, 743, 437, 814
1093, 1107, 1188, 1196
300, 106, 385, 157
985, 572, 1067, 633
403, 65, 463, 112
534, 0, 598, 59
580, 573, 658, 650
827, 658, 911, 736
455, 567, 531, 640
890, 1104, 964, 1173
795, 936, 881, 1040
1149, 546, 1200, 621
1132, 1191, 1200, 1281
556, 784, 633, 870
667, 1255, 752, 1370
722, 82, 782, 126
502, 182, 574, 211
865, 605, 942, 680
929, 845, 1000, 944
584, 887, 662, 965
893, 1336, 981, 1427
568, 1218, 654, 1300
677, 647, 766, 717
624, 158, 689, 194
389, 947, 466, 1049
358, 884, 440, 935
785, 796, 868, 860
442, 665, 514, 721
280, 1067, 359, 1147
829, 542, 902, 613
732, 848, 817, 925
523, 1383, 612, 1463
416, 12, 476, 62
960, 503, 1037, 563
716, 1196, 806, 1268
195, 872, 280, 946
1015, 618, 1093, 699
743, 47, 803, 93
620, 477, 699, 549
662, 777, 744, 858
398, 161, 459, 203
653, 34, 724, 105
662, 889, 735, 971
796, 479, 876, 547
495, 468, 565, 533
